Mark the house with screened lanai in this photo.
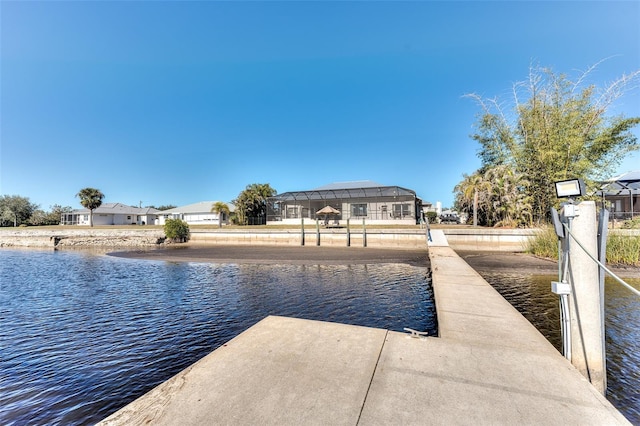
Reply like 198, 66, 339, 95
266, 181, 423, 226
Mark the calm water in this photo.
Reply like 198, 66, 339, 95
0, 249, 436, 426
479, 271, 640, 424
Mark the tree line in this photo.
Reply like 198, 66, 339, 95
1, 183, 278, 227
0, 195, 72, 227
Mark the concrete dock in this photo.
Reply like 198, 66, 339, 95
99, 231, 629, 425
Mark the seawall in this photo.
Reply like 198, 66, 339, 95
188, 227, 538, 251
0, 229, 165, 248
5, 226, 633, 251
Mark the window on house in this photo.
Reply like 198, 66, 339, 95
287, 207, 299, 218
351, 204, 367, 217
392, 203, 411, 218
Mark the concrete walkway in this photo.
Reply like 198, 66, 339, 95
99, 231, 629, 425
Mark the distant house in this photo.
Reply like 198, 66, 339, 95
157, 201, 235, 226
61, 203, 160, 226
420, 200, 435, 216
596, 170, 640, 220
266, 180, 423, 225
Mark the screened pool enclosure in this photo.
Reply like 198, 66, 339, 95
266, 181, 423, 225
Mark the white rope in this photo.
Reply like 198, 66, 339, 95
562, 223, 640, 297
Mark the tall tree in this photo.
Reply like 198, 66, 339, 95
484, 165, 532, 227
76, 187, 105, 227
0, 195, 38, 226
463, 63, 640, 223
454, 172, 491, 226
27, 205, 72, 226
211, 201, 231, 228
232, 183, 276, 225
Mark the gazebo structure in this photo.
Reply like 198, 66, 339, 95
596, 170, 640, 220
266, 180, 423, 225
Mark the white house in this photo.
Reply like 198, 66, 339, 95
157, 201, 235, 226
61, 203, 160, 226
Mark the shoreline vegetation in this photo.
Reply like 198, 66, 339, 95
527, 226, 640, 267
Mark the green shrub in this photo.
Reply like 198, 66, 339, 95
606, 234, 640, 265
526, 226, 559, 260
164, 218, 190, 243
426, 211, 438, 223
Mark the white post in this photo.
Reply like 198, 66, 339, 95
566, 201, 606, 394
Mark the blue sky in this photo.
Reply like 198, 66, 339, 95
2, 1, 639, 211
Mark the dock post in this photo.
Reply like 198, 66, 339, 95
566, 201, 606, 394
316, 219, 320, 246
362, 218, 367, 247
301, 218, 305, 246
346, 219, 350, 247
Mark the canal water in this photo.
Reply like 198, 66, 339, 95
0, 249, 436, 425
474, 270, 640, 424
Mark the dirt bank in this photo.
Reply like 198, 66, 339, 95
457, 250, 640, 279
110, 244, 430, 267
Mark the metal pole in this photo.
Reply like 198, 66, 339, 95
597, 208, 609, 392
426, 216, 431, 242
558, 212, 572, 362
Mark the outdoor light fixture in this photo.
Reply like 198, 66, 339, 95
554, 178, 586, 199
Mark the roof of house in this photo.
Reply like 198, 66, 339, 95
269, 181, 419, 202
73, 203, 160, 215
159, 201, 235, 214
312, 180, 385, 191
607, 170, 640, 183
598, 170, 640, 195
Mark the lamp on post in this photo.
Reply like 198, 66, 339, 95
551, 177, 607, 394
554, 178, 586, 199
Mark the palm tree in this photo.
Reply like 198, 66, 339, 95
76, 187, 104, 227
232, 183, 276, 225
211, 201, 231, 228
455, 172, 491, 226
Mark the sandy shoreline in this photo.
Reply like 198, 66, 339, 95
109, 245, 640, 278
457, 250, 640, 279
109, 244, 431, 267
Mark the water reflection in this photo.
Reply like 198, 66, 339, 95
0, 249, 435, 425
478, 271, 640, 424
